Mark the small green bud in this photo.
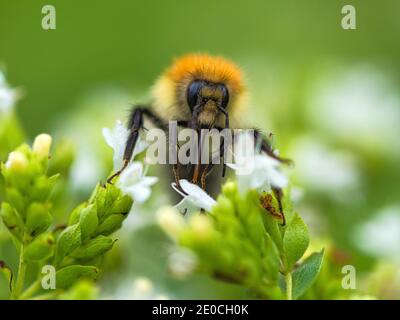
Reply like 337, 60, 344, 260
55, 223, 81, 265
213, 195, 235, 217
25, 202, 52, 238
108, 195, 132, 216
56, 265, 100, 289
30, 174, 59, 202
92, 185, 107, 218
2, 151, 30, 191
0, 202, 23, 241
68, 202, 87, 226
5, 187, 26, 216
95, 184, 122, 221
95, 213, 125, 236
71, 235, 114, 260
221, 180, 238, 199
24, 233, 55, 261
48, 138, 75, 176
79, 204, 98, 242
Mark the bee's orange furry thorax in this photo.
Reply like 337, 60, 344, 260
165, 54, 245, 94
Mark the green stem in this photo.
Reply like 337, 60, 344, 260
14, 244, 26, 299
20, 280, 41, 300
285, 272, 292, 300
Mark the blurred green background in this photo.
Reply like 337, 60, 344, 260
1, 0, 400, 299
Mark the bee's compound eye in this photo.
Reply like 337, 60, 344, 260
187, 80, 204, 110
220, 84, 229, 108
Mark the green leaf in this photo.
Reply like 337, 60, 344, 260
71, 235, 114, 260
292, 250, 324, 299
95, 214, 125, 236
262, 233, 280, 285
24, 233, 55, 261
55, 223, 81, 265
283, 212, 309, 270
79, 204, 98, 242
260, 207, 283, 253
281, 186, 295, 224
25, 202, 52, 238
238, 193, 265, 249
56, 265, 100, 289
0, 202, 24, 241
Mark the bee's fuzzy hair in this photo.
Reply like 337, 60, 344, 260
151, 54, 248, 127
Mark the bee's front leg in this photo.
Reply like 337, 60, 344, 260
107, 106, 164, 184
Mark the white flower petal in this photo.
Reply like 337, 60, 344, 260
171, 179, 216, 213
141, 176, 158, 187
117, 161, 157, 204
102, 120, 129, 170
102, 120, 148, 170
125, 184, 152, 203
118, 162, 143, 186
174, 198, 198, 215
229, 132, 289, 194
179, 180, 216, 212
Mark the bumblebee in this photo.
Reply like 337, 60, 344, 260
108, 54, 290, 220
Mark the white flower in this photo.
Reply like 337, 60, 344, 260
171, 179, 216, 214
354, 206, 400, 262
227, 132, 288, 194
117, 162, 158, 203
307, 66, 400, 156
0, 72, 19, 113
102, 120, 148, 170
290, 137, 359, 194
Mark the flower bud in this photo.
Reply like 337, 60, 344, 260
95, 213, 125, 236
70, 235, 114, 260
221, 180, 238, 200
0, 202, 23, 241
156, 206, 184, 240
5, 151, 28, 172
78, 204, 98, 242
25, 202, 52, 238
56, 265, 99, 289
24, 233, 55, 261
189, 214, 214, 240
33, 133, 52, 158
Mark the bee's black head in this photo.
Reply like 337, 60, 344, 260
187, 80, 229, 112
